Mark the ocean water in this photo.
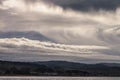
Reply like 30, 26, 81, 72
0, 77, 119, 80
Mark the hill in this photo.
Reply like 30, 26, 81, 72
0, 60, 119, 76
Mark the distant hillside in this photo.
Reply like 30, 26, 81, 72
0, 31, 52, 42
0, 60, 120, 76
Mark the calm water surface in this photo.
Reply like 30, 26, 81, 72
0, 77, 119, 80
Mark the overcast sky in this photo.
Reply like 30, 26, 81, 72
0, 0, 120, 63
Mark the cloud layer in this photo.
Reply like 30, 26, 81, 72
0, 37, 119, 63
43, 0, 120, 12
0, 0, 120, 63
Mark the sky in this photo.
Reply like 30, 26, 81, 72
0, 0, 120, 63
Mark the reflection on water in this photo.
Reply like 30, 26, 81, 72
0, 77, 120, 80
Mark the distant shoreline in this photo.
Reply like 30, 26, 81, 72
0, 60, 119, 77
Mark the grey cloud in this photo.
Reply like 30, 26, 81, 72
97, 26, 120, 45
0, 0, 119, 45
1, 0, 120, 12
0, 37, 109, 54
0, 0, 120, 63
43, 0, 120, 12
0, 31, 53, 42
0, 37, 119, 63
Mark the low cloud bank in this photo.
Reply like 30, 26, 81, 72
0, 38, 119, 63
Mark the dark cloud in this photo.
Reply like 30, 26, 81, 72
43, 0, 120, 12
0, 0, 4, 4
0, 0, 120, 63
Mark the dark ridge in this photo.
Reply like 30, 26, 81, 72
0, 60, 120, 76
0, 31, 53, 42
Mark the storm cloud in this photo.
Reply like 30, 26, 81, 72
0, 0, 120, 63
43, 0, 120, 12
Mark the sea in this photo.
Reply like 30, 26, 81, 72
0, 77, 119, 80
